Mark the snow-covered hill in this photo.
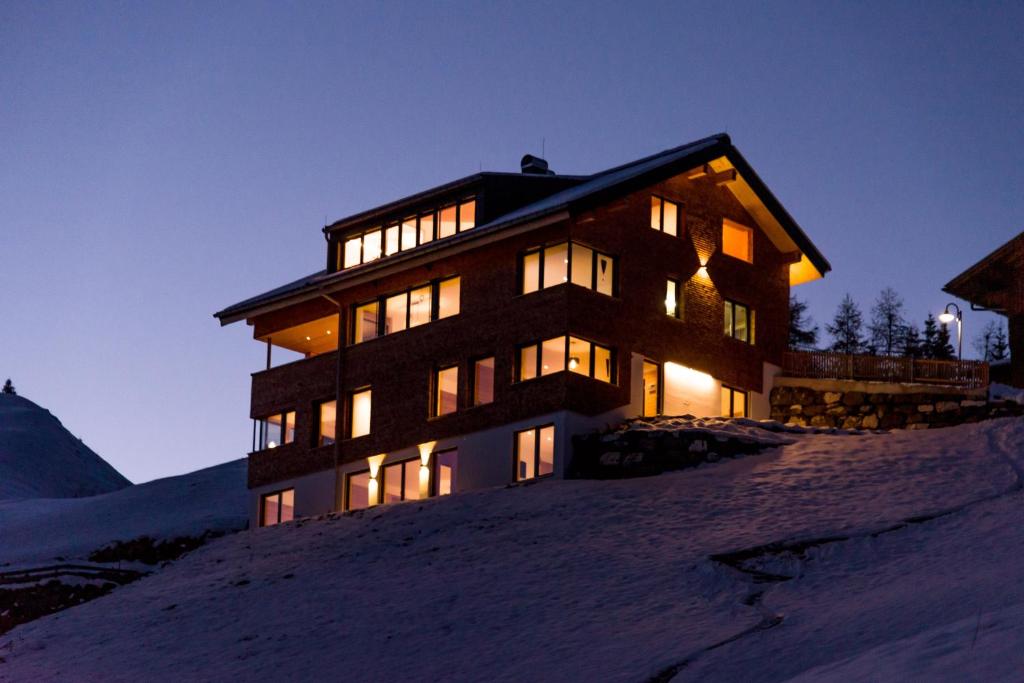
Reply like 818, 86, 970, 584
0, 393, 130, 500
0, 459, 248, 568
3, 418, 1024, 681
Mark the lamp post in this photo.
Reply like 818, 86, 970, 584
938, 303, 963, 360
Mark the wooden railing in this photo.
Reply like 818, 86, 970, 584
783, 351, 989, 388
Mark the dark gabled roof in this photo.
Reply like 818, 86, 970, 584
215, 133, 830, 324
943, 230, 1024, 312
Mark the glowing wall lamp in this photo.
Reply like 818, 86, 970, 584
938, 303, 963, 360
366, 454, 387, 507
417, 442, 436, 499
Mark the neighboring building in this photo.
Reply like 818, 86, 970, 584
944, 230, 1024, 386
215, 133, 830, 526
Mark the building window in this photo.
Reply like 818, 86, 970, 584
257, 410, 295, 450
517, 336, 615, 383
317, 400, 336, 446
722, 219, 753, 263
352, 277, 460, 344
520, 242, 615, 296
260, 489, 294, 527
349, 389, 371, 438
434, 366, 459, 416
383, 458, 422, 504
338, 197, 476, 270
642, 361, 661, 417
346, 471, 371, 511
515, 424, 555, 481
724, 300, 755, 344
650, 196, 681, 236
665, 279, 682, 319
435, 449, 458, 496
721, 385, 748, 418
473, 357, 495, 405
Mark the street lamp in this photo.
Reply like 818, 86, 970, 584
938, 303, 963, 360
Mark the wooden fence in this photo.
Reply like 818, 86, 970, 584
783, 351, 989, 388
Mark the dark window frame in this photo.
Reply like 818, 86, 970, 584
432, 448, 458, 497
432, 365, 460, 418
666, 278, 683, 320
344, 469, 372, 511
724, 299, 755, 344
346, 386, 372, 440
350, 275, 461, 344
650, 195, 683, 236
513, 423, 556, 482
259, 488, 295, 527
722, 385, 749, 418
381, 456, 423, 504
254, 409, 296, 452
518, 241, 617, 297
642, 359, 663, 417
515, 335, 616, 384
471, 355, 496, 406
314, 399, 337, 448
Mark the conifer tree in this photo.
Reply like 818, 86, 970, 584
868, 287, 906, 356
922, 314, 940, 359
933, 322, 956, 360
900, 324, 922, 358
788, 295, 819, 350
1, 379, 15, 395
826, 294, 865, 355
992, 324, 1010, 361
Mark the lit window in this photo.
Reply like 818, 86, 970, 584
346, 471, 370, 511
257, 410, 294, 450
520, 242, 615, 296
434, 366, 459, 416
439, 205, 457, 239
349, 389, 371, 438
260, 489, 294, 526
650, 196, 680, 236
473, 357, 495, 405
721, 385, 748, 417
724, 300, 754, 344
722, 219, 753, 263
408, 286, 432, 328
384, 225, 400, 256
437, 277, 460, 319
383, 459, 421, 504
459, 199, 475, 230
642, 361, 661, 417
517, 337, 614, 383
385, 293, 408, 334
354, 302, 379, 343
435, 449, 458, 496
344, 236, 362, 268
419, 212, 435, 244
318, 400, 336, 446
516, 425, 555, 481
401, 217, 418, 251
666, 279, 681, 319
362, 229, 382, 263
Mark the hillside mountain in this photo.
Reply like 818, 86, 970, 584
2, 418, 1023, 681
0, 393, 130, 500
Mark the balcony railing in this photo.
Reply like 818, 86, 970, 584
783, 351, 989, 388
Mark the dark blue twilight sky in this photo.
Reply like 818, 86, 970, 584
2, 2, 1022, 482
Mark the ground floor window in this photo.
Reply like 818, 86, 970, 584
643, 360, 661, 417
721, 385, 748, 418
435, 449, 458, 495
383, 458, 422, 504
515, 424, 555, 481
260, 489, 295, 527
346, 470, 371, 511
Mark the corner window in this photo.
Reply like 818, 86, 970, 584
724, 300, 755, 344
517, 336, 615, 384
721, 385, 748, 418
349, 389, 371, 438
722, 219, 753, 263
520, 242, 615, 296
383, 458, 422, 503
473, 357, 495, 406
650, 196, 681, 236
257, 411, 295, 450
317, 400, 336, 447
642, 361, 661, 417
434, 366, 459, 417
665, 279, 682, 319
260, 489, 294, 527
346, 471, 370, 511
515, 424, 555, 481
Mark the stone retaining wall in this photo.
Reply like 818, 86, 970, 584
770, 378, 1024, 430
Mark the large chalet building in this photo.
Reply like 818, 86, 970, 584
215, 134, 830, 527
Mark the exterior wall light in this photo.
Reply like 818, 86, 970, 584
417, 442, 436, 499
366, 454, 387, 507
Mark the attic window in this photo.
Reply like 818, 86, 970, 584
650, 196, 680, 236
722, 219, 753, 263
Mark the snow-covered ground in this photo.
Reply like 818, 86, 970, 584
0, 459, 247, 568
2, 418, 1024, 681
0, 394, 130, 500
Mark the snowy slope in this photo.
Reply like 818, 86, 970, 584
0, 459, 247, 568
0, 394, 130, 500
2, 419, 1024, 681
